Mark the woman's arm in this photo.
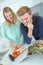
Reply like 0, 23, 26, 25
1, 23, 14, 48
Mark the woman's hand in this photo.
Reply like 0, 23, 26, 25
9, 41, 15, 48
14, 44, 23, 50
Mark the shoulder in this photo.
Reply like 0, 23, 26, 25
17, 16, 21, 25
1, 22, 7, 30
39, 17, 43, 24
20, 23, 27, 32
32, 15, 43, 25
20, 23, 24, 29
1, 22, 6, 27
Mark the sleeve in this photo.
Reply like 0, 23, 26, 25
1, 24, 10, 47
20, 24, 32, 44
18, 21, 25, 45
39, 19, 43, 40
19, 31, 25, 45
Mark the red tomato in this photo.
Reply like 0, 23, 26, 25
12, 53, 18, 58
16, 51, 20, 56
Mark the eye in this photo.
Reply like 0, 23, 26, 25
25, 18, 28, 20
9, 14, 11, 16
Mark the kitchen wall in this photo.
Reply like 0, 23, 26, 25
0, 0, 43, 24
31, 2, 43, 17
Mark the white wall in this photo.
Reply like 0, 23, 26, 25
0, 0, 33, 24
31, 3, 43, 17
0, 0, 42, 25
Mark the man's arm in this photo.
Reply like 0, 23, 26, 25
20, 23, 32, 44
27, 22, 33, 38
39, 17, 43, 44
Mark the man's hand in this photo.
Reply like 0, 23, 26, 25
27, 22, 33, 30
39, 40, 43, 44
27, 22, 33, 38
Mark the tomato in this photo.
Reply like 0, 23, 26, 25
16, 51, 20, 56
12, 52, 17, 58
12, 51, 21, 58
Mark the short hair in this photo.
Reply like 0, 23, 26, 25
17, 6, 31, 16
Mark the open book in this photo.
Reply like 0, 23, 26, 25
9, 40, 39, 63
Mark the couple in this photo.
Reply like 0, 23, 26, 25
1, 6, 35, 48
2, 6, 43, 47
1, 6, 43, 64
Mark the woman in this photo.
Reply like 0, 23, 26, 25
1, 7, 24, 48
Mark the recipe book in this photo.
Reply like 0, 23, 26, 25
10, 40, 39, 63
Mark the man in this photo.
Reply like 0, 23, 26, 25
17, 6, 43, 55
17, 6, 43, 44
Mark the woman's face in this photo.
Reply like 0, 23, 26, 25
4, 11, 14, 23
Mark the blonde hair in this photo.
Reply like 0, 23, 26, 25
3, 7, 18, 27
17, 6, 31, 16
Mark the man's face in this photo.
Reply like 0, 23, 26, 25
4, 11, 14, 23
20, 13, 32, 26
